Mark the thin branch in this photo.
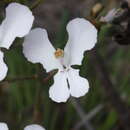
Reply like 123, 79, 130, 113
2, 75, 38, 83
74, 104, 103, 130
0, 70, 57, 85
42, 70, 57, 83
32, 84, 43, 124
71, 98, 95, 130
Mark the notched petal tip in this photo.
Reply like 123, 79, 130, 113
68, 68, 89, 98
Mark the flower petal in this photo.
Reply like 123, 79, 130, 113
0, 2, 34, 49
100, 9, 117, 22
67, 68, 89, 98
0, 51, 8, 81
24, 124, 45, 130
64, 18, 97, 66
49, 71, 70, 103
23, 28, 63, 72
0, 122, 8, 130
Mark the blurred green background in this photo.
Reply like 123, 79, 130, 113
0, 0, 130, 130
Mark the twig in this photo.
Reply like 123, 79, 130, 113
32, 85, 43, 124
71, 98, 95, 130
74, 104, 103, 130
2, 75, 38, 83
42, 70, 57, 83
0, 70, 57, 85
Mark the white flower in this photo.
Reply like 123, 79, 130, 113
0, 2, 34, 81
0, 123, 8, 130
100, 9, 117, 22
24, 124, 45, 130
0, 122, 45, 130
23, 18, 97, 103
100, 8, 124, 22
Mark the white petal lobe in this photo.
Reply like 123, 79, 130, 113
23, 28, 62, 72
67, 68, 89, 98
0, 2, 34, 49
0, 51, 8, 81
0, 122, 8, 130
100, 8, 117, 22
49, 71, 70, 103
24, 124, 45, 130
64, 18, 97, 66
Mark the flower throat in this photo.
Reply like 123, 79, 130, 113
54, 48, 64, 58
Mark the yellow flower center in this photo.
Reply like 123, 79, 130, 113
54, 48, 64, 58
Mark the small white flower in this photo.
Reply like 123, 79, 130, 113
100, 9, 117, 22
100, 8, 124, 22
0, 123, 45, 130
23, 18, 97, 103
0, 123, 8, 130
0, 2, 34, 81
24, 124, 45, 130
